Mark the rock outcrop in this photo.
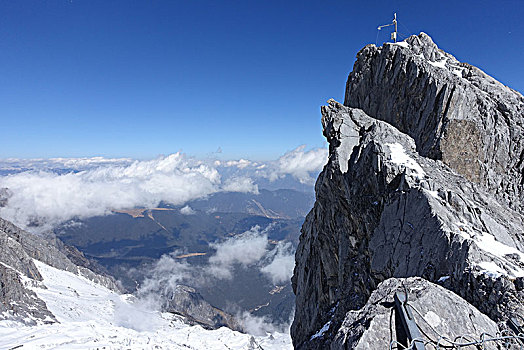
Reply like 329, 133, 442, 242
0, 217, 120, 324
292, 34, 524, 349
330, 277, 499, 349
345, 33, 524, 210
0, 188, 11, 207
165, 284, 242, 331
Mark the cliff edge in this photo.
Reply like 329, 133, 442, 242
291, 33, 524, 349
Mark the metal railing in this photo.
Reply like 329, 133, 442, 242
390, 291, 524, 349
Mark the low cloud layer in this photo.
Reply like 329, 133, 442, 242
260, 242, 296, 284
0, 145, 327, 231
216, 145, 329, 185
0, 154, 221, 230
271, 145, 329, 184
237, 310, 293, 336
208, 226, 269, 279
136, 225, 296, 333
139, 225, 295, 294
221, 176, 259, 194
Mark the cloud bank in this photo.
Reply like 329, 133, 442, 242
208, 226, 269, 279
0, 153, 220, 230
0, 145, 327, 230
139, 225, 295, 294
221, 176, 259, 194
260, 242, 296, 284
136, 225, 296, 333
271, 145, 328, 184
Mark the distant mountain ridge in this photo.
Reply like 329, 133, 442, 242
185, 189, 315, 219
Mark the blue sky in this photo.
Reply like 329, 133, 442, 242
1, 0, 523, 160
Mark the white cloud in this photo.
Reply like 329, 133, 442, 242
134, 224, 296, 332
113, 296, 164, 332
0, 153, 220, 231
221, 177, 259, 194
0, 156, 133, 172
236, 311, 288, 336
180, 205, 196, 215
260, 242, 295, 284
270, 145, 328, 184
136, 254, 195, 311
0, 145, 325, 230
214, 145, 327, 186
51, 156, 134, 170
138, 225, 294, 295
208, 226, 268, 279
224, 159, 252, 169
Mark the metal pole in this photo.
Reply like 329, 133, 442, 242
394, 292, 425, 350
394, 13, 397, 43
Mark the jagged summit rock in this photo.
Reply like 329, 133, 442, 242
345, 32, 524, 210
292, 33, 524, 349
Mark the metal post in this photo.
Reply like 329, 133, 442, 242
508, 316, 524, 346
377, 14, 398, 43
394, 291, 425, 350
393, 13, 397, 43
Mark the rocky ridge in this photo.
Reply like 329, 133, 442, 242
345, 33, 524, 210
0, 217, 119, 325
331, 277, 499, 349
291, 33, 524, 349
164, 284, 242, 331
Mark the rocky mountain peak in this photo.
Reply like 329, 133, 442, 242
405, 31, 442, 61
292, 34, 524, 349
345, 32, 524, 210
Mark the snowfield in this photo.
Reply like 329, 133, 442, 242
0, 260, 292, 349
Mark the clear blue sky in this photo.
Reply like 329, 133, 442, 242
1, 0, 523, 160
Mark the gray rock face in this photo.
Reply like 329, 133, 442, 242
0, 263, 55, 325
0, 217, 120, 324
0, 218, 119, 292
165, 284, 242, 331
0, 188, 11, 207
345, 33, 524, 210
329, 277, 499, 349
291, 99, 524, 348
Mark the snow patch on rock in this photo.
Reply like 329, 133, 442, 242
386, 143, 425, 179
310, 320, 331, 340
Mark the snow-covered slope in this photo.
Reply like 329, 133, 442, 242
0, 259, 292, 349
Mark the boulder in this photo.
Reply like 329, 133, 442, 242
329, 277, 500, 349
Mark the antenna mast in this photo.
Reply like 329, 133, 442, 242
377, 13, 398, 43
